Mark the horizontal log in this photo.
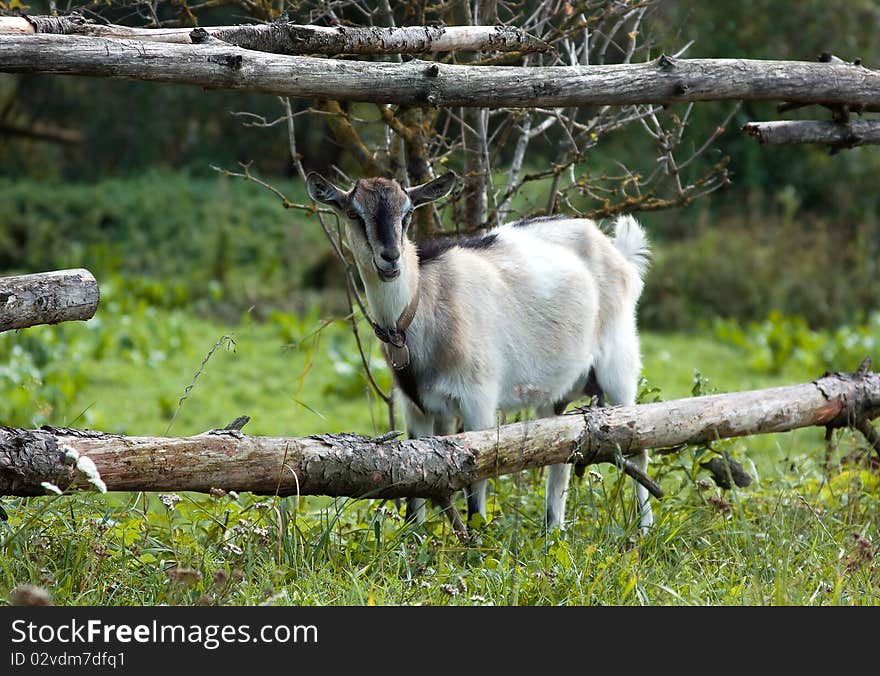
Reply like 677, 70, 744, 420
743, 119, 880, 147
1, 34, 879, 108
1, 370, 877, 499
0, 269, 99, 333
1, 16, 548, 54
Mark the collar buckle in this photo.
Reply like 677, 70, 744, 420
371, 286, 419, 371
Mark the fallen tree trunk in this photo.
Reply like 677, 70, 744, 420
743, 119, 880, 148
0, 15, 547, 55
0, 269, 99, 333
1, 34, 879, 109
1, 369, 877, 499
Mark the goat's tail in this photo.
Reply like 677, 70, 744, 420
612, 214, 650, 279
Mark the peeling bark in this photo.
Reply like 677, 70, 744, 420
2, 35, 879, 109
0, 269, 99, 333
0, 16, 548, 55
1, 371, 877, 499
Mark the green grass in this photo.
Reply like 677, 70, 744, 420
64, 310, 388, 440
1, 298, 878, 606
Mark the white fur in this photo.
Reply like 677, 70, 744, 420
307, 173, 652, 532
394, 216, 651, 531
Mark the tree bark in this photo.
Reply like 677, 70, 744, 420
2, 35, 880, 109
451, 0, 490, 231
1, 370, 877, 499
0, 269, 99, 333
0, 16, 548, 55
743, 119, 880, 147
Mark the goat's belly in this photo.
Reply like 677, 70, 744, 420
415, 355, 590, 419
495, 351, 594, 411
418, 390, 461, 419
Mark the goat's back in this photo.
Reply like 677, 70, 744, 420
500, 215, 647, 302
415, 215, 647, 409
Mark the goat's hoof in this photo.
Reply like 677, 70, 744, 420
466, 513, 488, 529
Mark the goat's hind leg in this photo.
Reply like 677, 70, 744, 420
629, 450, 653, 533
538, 401, 572, 530
542, 367, 602, 530
595, 326, 654, 533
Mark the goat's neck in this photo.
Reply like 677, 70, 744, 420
359, 239, 420, 329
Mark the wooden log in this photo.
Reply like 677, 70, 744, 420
1, 370, 877, 499
0, 15, 548, 54
1, 34, 880, 109
743, 119, 880, 148
0, 269, 100, 333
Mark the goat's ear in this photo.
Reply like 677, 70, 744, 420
408, 172, 456, 208
306, 171, 347, 210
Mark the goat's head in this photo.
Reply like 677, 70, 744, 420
306, 172, 455, 282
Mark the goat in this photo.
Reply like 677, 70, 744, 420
306, 171, 653, 532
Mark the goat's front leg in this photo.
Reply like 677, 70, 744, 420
401, 398, 435, 525
459, 396, 498, 524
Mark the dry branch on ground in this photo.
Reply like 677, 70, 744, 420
1, 369, 877, 500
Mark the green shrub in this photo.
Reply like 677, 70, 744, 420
0, 171, 331, 316
713, 311, 880, 374
641, 214, 880, 330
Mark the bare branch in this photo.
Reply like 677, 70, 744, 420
3, 36, 880, 109
279, 98, 393, 415
496, 112, 532, 223
6, 15, 549, 54
316, 100, 388, 176
743, 119, 880, 150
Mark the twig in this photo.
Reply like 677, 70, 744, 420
281, 97, 394, 419
210, 163, 318, 213
437, 495, 469, 543
854, 418, 880, 461
496, 112, 532, 223
619, 457, 665, 499
165, 335, 236, 435
823, 426, 837, 476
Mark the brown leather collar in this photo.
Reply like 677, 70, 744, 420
371, 283, 419, 370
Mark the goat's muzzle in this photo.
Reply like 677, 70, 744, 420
375, 264, 400, 282
375, 249, 401, 282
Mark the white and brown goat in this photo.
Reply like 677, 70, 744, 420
306, 171, 653, 531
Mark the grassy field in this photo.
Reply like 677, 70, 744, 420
1, 291, 877, 607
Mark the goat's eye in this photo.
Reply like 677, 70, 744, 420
346, 210, 366, 233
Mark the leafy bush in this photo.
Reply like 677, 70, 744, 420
713, 311, 879, 374
0, 275, 197, 427
640, 211, 880, 330
0, 171, 332, 317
